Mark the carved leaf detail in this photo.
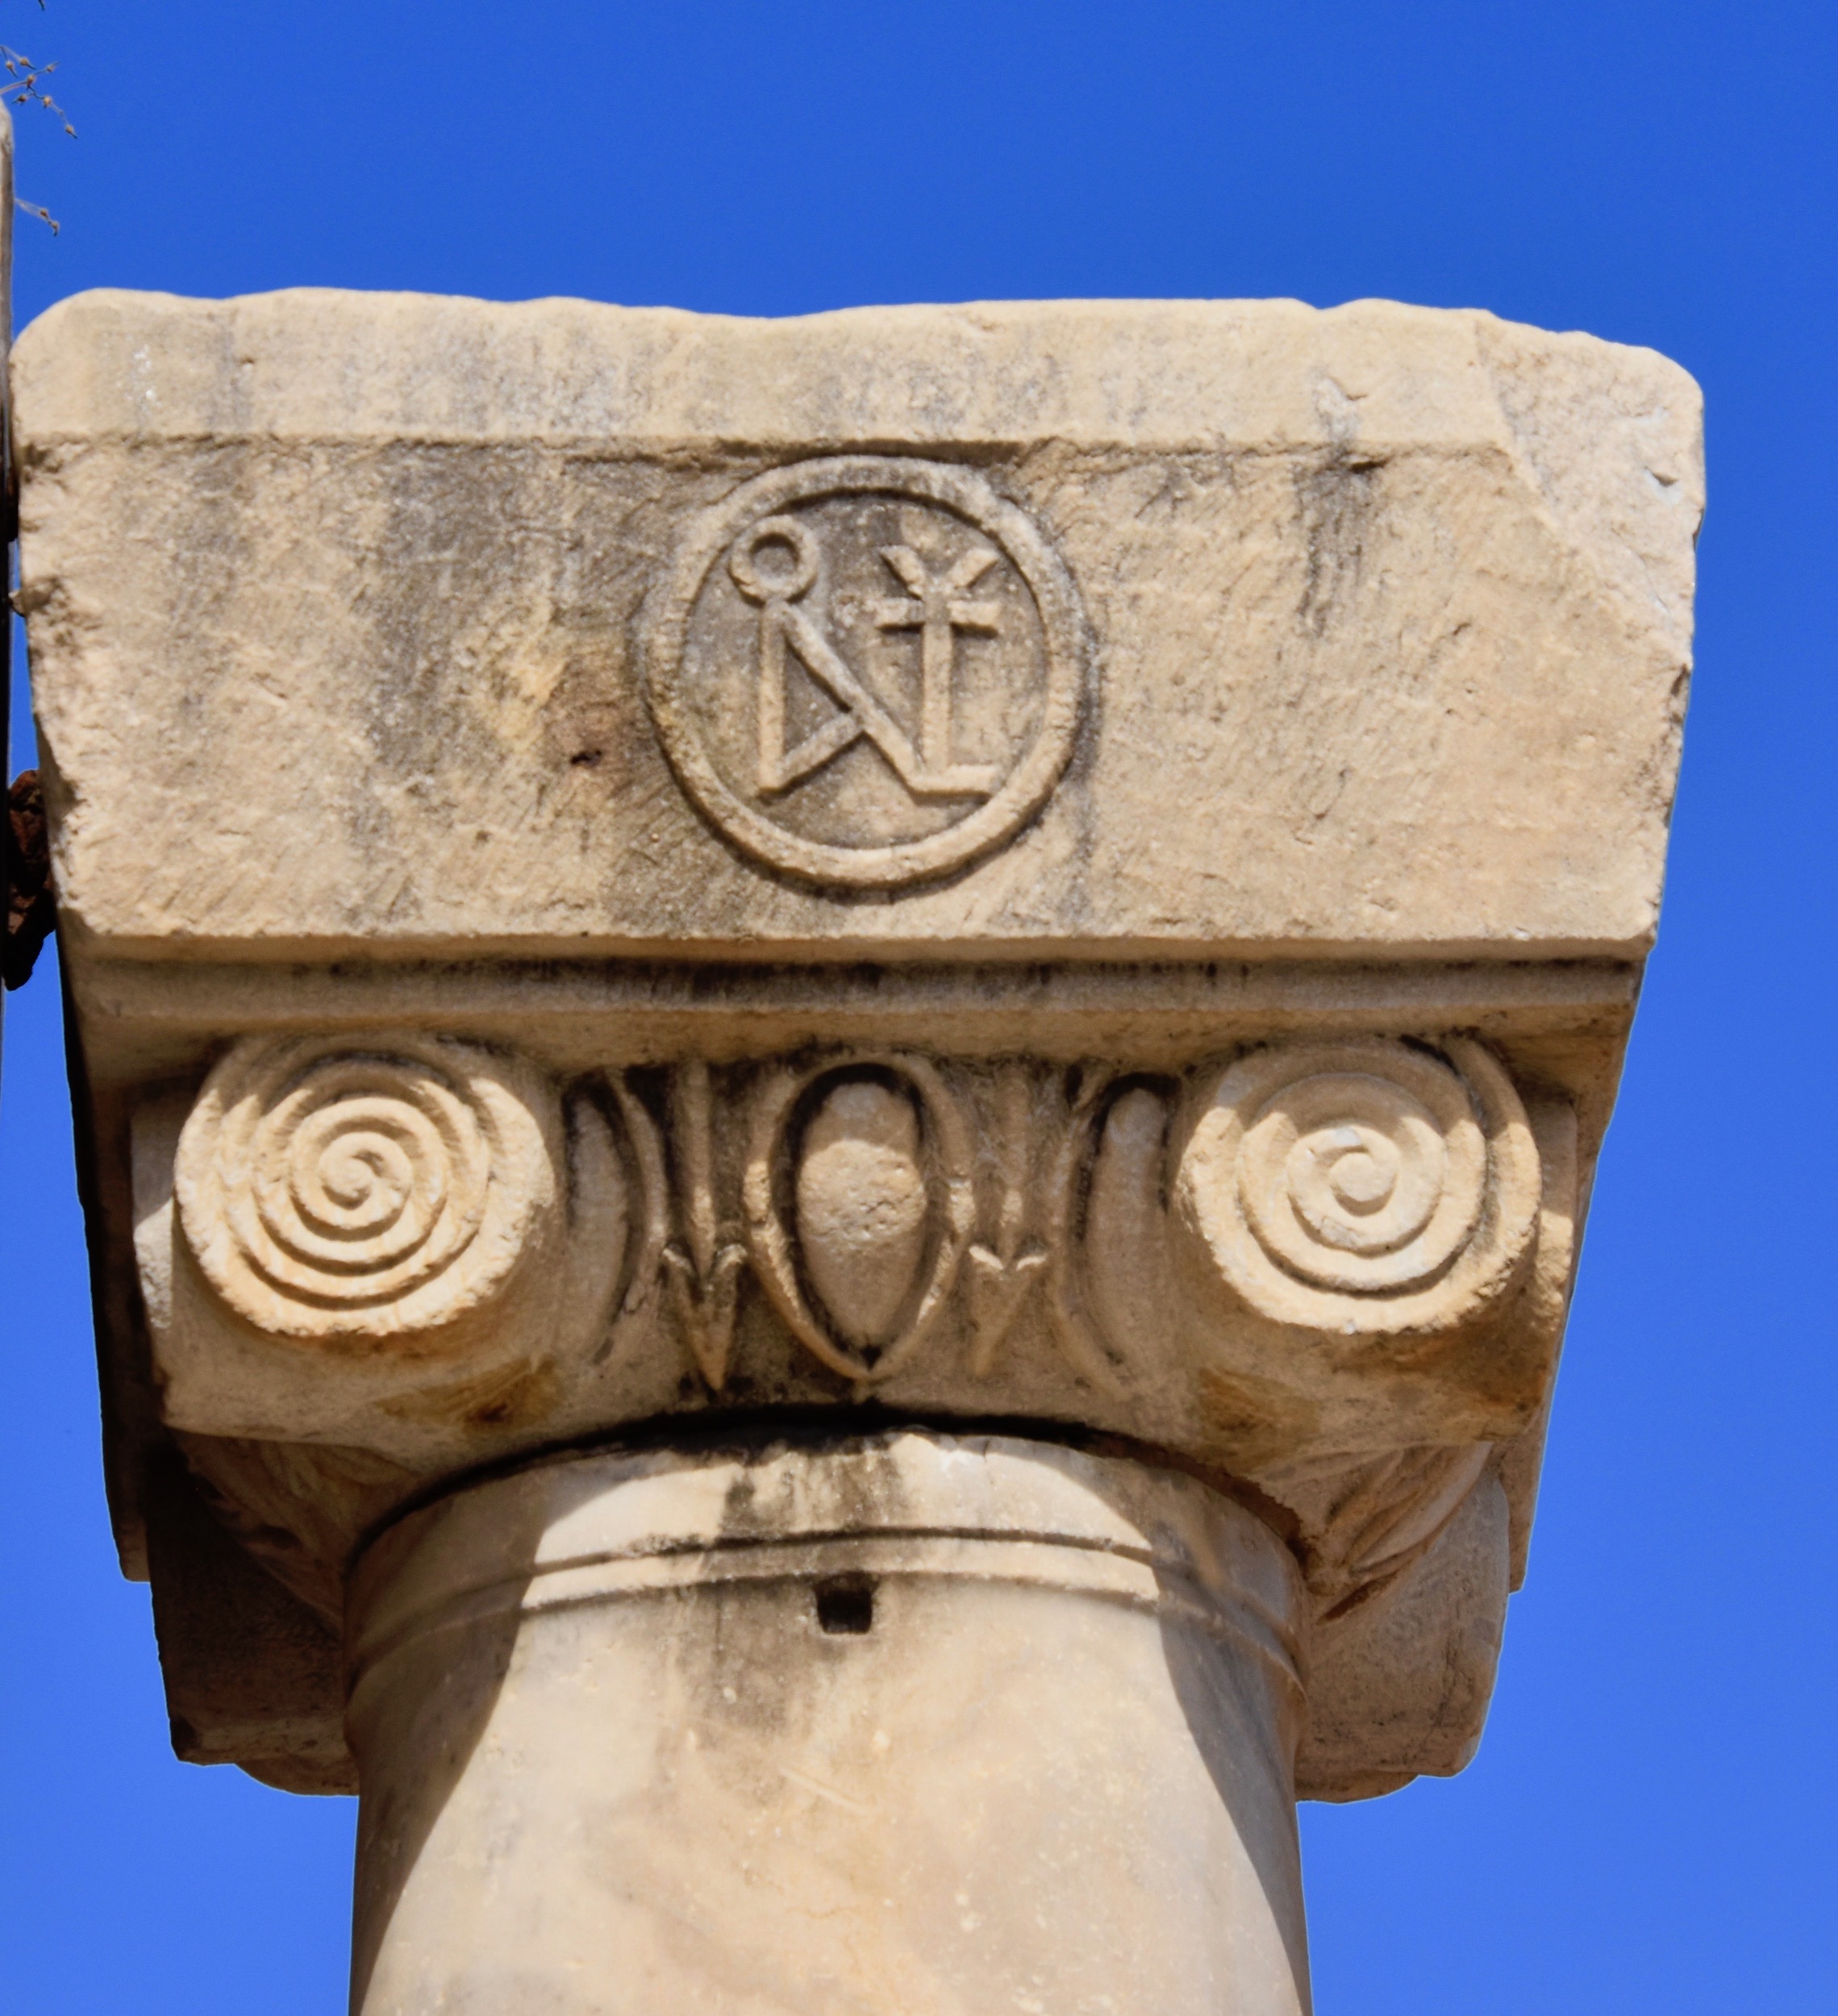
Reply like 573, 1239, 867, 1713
1293, 1443, 1495, 1614
965, 1242, 1048, 1376
965, 1065, 1046, 1377
1042, 1071, 1133, 1393
658, 1061, 745, 1388
662, 1241, 748, 1391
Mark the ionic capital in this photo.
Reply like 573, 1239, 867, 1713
127, 1016, 1574, 1794
18, 289, 1698, 1819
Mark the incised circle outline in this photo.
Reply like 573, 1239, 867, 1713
640, 456, 1089, 890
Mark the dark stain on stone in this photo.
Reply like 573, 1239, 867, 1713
4, 769, 54, 989
1295, 454, 1386, 637
1197, 1365, 1320, 1472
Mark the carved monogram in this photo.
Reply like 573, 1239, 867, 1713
736, 518, 1002, 801
641, 457, 1089, 889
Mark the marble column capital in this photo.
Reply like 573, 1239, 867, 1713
15, 288, 1698, 1804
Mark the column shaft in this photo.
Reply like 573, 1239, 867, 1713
347, 1433, 1311, 2016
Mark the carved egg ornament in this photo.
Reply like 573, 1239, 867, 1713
1176, 1036, 1540, 1336
176, 1034, 562, 1343
794, 1077, 932, 1348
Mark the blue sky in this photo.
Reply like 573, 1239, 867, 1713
2, 3, 1833, 2010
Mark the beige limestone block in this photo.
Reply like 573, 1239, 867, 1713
346, 1434, 1312, 2016
12, 287, 1698, 1810
15, 289, 1699, 958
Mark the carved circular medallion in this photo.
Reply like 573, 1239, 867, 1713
640, 457, 1089, 889
1176, 1037, 1541, 1336
175, 1035, 561, 1342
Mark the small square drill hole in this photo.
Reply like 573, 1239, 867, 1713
814, 1574, 876, 1635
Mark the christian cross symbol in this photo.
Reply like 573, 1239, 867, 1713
729, 515, 1002, 802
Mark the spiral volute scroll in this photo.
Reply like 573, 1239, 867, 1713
1177, 1036, 1540, 1335
176, 1035, 561, 1342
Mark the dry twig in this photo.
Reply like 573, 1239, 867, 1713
5, 5, 77, 233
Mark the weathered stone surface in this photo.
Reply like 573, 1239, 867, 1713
347, 1435, 1311, 2016
13, 282, 1697, 1947
143, 1452, 352, 1795
16, 289, 1698, 956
